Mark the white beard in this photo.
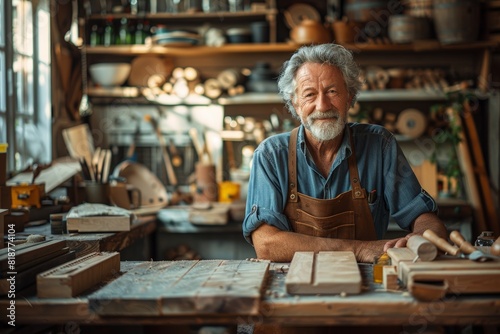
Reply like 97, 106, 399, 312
304, 110, 346, 141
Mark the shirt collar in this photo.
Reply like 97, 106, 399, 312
297, 124, 353, 162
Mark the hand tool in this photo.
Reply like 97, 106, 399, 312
449, 230, 499, 262
422, 229, 460, 256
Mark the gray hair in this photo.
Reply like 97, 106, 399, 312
277, 43, 362, 119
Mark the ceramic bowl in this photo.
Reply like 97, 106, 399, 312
89, 63, 131, 87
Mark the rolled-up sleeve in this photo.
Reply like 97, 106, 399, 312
383, 136, 438, 230
242, 138, 292, 244
242, 205, 291, 244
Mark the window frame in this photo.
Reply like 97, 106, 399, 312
1, 0, 51, 174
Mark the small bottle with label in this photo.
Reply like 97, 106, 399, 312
103, 17, 115, 46
475, 231, 495, 247
90, 24, 101, 46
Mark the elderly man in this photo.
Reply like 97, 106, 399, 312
243, 43, 447, 263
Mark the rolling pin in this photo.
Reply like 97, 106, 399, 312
407, 235, 438, 261
422, 229, 460, 256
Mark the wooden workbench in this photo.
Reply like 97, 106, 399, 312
17, 215, 156, 258
1, 261, 499, 329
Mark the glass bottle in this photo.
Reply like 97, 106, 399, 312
117, 18, 132, 45
103, 17, 115, 46
90, 24, 100, 46
135, 20, 146, 44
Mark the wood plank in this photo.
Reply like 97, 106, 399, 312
408, 269, 500, 296
89, 261, 201, 316
285, 251, 361, 295
462, 101, 500, 235
66, 203, 133, 233
162, 260, 269, 315
89, 260, 269, 316
0, 240, 66, 272
37, 252, 120, 298
286, 252, 314, 288
451, 109, 488, 233
0, 251, 76, 295
398, 257, 500, 288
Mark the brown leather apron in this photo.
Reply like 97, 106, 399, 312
284, 127, 377, 240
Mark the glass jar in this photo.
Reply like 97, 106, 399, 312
475, 231, 495, 247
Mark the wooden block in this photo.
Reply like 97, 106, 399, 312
285, 251, 361, 295
387, 247, 418, 273
37, 251, 120, 298
382, 265, 398, 290
66, 203, 133, 232
88, 260, 269, 316
188, 202, 230, 225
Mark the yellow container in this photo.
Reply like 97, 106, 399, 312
0, 143, 7, 186
218, 181, 240, 203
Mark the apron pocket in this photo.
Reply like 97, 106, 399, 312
294, 210, 355, 239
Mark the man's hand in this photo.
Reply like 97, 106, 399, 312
382, 233, 418, 252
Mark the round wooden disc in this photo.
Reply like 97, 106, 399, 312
128, 56, 174, 87
396, 108, 427, 139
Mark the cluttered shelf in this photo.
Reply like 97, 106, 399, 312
88, 88, 449, 103
84, 40, 498, 56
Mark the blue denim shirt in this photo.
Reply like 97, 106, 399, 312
242, 123, 437, 244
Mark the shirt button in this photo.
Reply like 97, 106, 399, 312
251, 205, 257, 212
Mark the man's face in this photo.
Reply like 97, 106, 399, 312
292, 63, 352, 141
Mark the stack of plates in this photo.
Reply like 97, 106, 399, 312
152, 30, 202, 47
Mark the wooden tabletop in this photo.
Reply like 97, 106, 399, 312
17, 215, 157, 258
2, 261, 499, 327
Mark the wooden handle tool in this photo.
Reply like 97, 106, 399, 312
407, 235, 438, 261
449, 230, 477, 254
422, 229, 460, 256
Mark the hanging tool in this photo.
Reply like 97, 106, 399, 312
126, 117, 141, 161
144, 114, 178, 186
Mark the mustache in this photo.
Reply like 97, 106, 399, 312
308, 110, 341, 120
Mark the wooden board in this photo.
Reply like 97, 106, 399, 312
66, 203, 133, 232
188, 202, 230, 225
0, 251, 75, 295
88, 260, 269, 316
285, 251, 361, 295
387, 247, 418, 271
397, 255, 500, 298
408, 269, 500, 295
0, 240, 67, 272
37, 252, 120, 298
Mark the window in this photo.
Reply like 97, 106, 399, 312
0, 0, 51, 174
